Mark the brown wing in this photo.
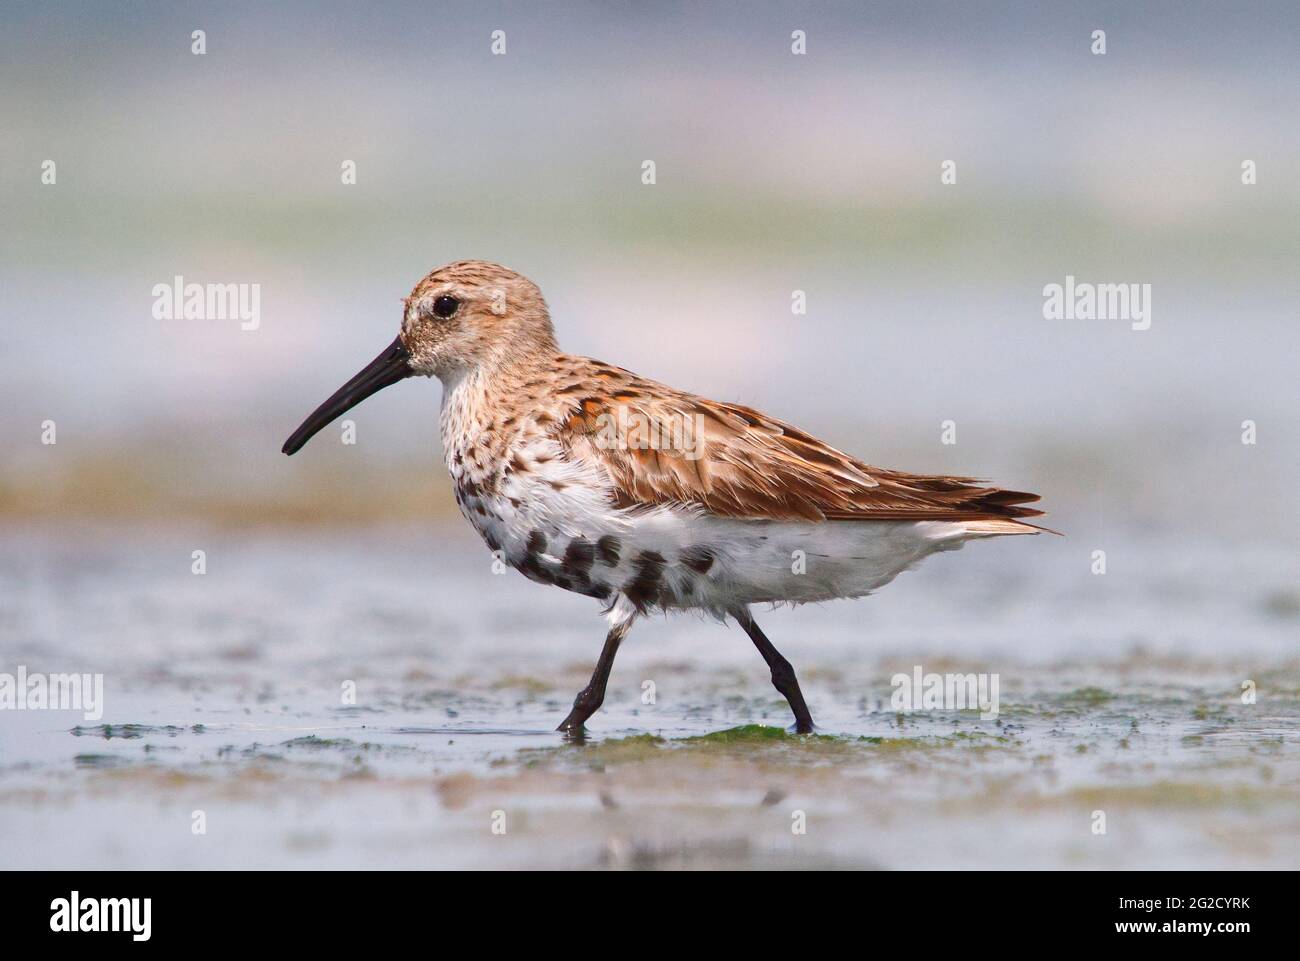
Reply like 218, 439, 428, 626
551, 361, 1043, 524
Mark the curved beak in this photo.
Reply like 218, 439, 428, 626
282, 336, 413, 455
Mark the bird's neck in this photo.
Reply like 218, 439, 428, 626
437, 349, 563, 466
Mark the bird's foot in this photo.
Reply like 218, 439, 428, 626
556, 714, 590, 742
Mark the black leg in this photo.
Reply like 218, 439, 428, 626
557, 618, 633, 735
733, 610, 815, 734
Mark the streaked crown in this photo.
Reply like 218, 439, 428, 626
402, 261, 557, 377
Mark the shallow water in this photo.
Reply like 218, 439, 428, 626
1, 525, 1297, 869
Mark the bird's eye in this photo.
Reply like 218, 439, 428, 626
432, 295, 460, 318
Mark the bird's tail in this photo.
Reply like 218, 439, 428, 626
961, 518, 1060, 536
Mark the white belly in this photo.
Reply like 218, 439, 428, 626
456, 466, 981, 616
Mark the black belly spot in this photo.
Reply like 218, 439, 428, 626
680, 546, 714, 574
563, 537, 595, 576
623, 550, 666, 611
526, 531, 548, 555
517, 553, 555, 585
566, 576, 609, 600
595, 535, 621, 566
515, 554, 609, 601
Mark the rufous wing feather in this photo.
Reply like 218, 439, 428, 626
551, 360, 1045, 525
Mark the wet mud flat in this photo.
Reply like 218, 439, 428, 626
2, 660, 1298, 870
2, 526, 1298, 868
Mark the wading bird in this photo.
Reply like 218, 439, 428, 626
284, 262, 1045, 735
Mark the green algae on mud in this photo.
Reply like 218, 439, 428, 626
282, 736, 359, 749
509, 724, 1025, 774
71, 723, 200, 739
1058, 687, 1117, 707
857, 731, 1021, 753
73, 753, 129, 768
512, 725, 842, 771
680, 724, 838, 745
513, 733, 668, 769
679, 725, 1019, 752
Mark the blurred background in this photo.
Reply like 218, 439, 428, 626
2, 1, 1299, 869
3, 0, 1298, 538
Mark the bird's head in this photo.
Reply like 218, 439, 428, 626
401, 260, 555, 377
282, 260, 555, 455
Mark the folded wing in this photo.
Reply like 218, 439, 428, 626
552, 365, 1044, 525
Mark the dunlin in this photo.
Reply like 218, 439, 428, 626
283, 261, 1045, 734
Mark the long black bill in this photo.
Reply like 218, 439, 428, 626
282, 336, 413, 455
